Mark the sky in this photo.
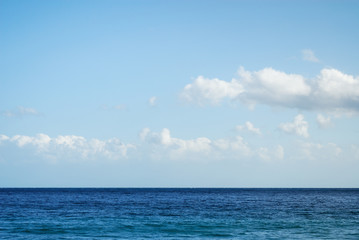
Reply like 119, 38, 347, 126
1, 0, 359, 187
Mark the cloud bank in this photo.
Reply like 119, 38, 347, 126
181, 67, 359, 113
2, 130, 284, 163
0, 134, 134, 161
2, 129, 358, 164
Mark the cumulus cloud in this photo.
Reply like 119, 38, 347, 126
1, 128, 286, 163
1, 134, 134, 161
302, 49, 319, 62
12, 134, 51, 150
279, 114, 309, 138
140, 128, 285, 161
238, 67, 311, 107
180, 76, 244, 105
140, 128, 253, 160
149, 96, 157, 106
316, 114, 332, 128
314, 68, 359, 111
236, 121, 261, 135
2, 106, 39, 118
180, 67, 359, 113
140, 128, 212, 155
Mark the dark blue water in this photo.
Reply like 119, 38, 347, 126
0, 188, 358, 239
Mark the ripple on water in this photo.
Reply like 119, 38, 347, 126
0, 188, 359, 239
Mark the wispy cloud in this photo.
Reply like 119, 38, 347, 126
149, 96, 157, 107
302, 49, 319, 62
236, 121, 261, 135
257, 145, 284, 162
299, 141, 342, 160
2, 106, 39, 118
100, 104, 127, 111
316, 114, 333, 129
0, 135, 9, 144
113, 104, 127, 110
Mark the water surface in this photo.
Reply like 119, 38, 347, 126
1, 188, 358, 239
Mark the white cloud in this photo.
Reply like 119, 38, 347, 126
140, 128, 252, 160
316, 114, 332, 128
3, 128, 352, 164
257, 145, 284, 162
314, 68, 359, 111
114, 104, 126, 110
18, 106, 38, 115
257, 147, 271, 161
180, 67, 359, 113
180, 76, 244, 105
11, 133, 51, 151
54, 135, 86, 150
3, 128, 271, 163
139, 128, 151, 141
11, 135, 37, 147
302, 49, 319, 62
2, 106, 39, 118
299, 141, 342, 160
300, 142, 323, 160
238, 67, 311, 107
242, 67, 359, 113
279, 114, 309, 138
2, 134, 134, 161
236, 121, 261, 135
0, 135, 9, 144
140, 128, 286, 162
181, 67, 311, 108
141, 128, 212, 153
149, 96, 157, 106
213, 136, 251, 155
328, 143, 342, 156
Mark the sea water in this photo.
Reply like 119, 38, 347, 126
0, 188, 358, 239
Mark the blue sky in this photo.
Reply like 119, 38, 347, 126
1, 0, 359, 187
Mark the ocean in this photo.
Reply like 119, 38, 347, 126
0, 188, 358, 239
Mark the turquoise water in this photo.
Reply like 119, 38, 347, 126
1, 188, 358, 239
